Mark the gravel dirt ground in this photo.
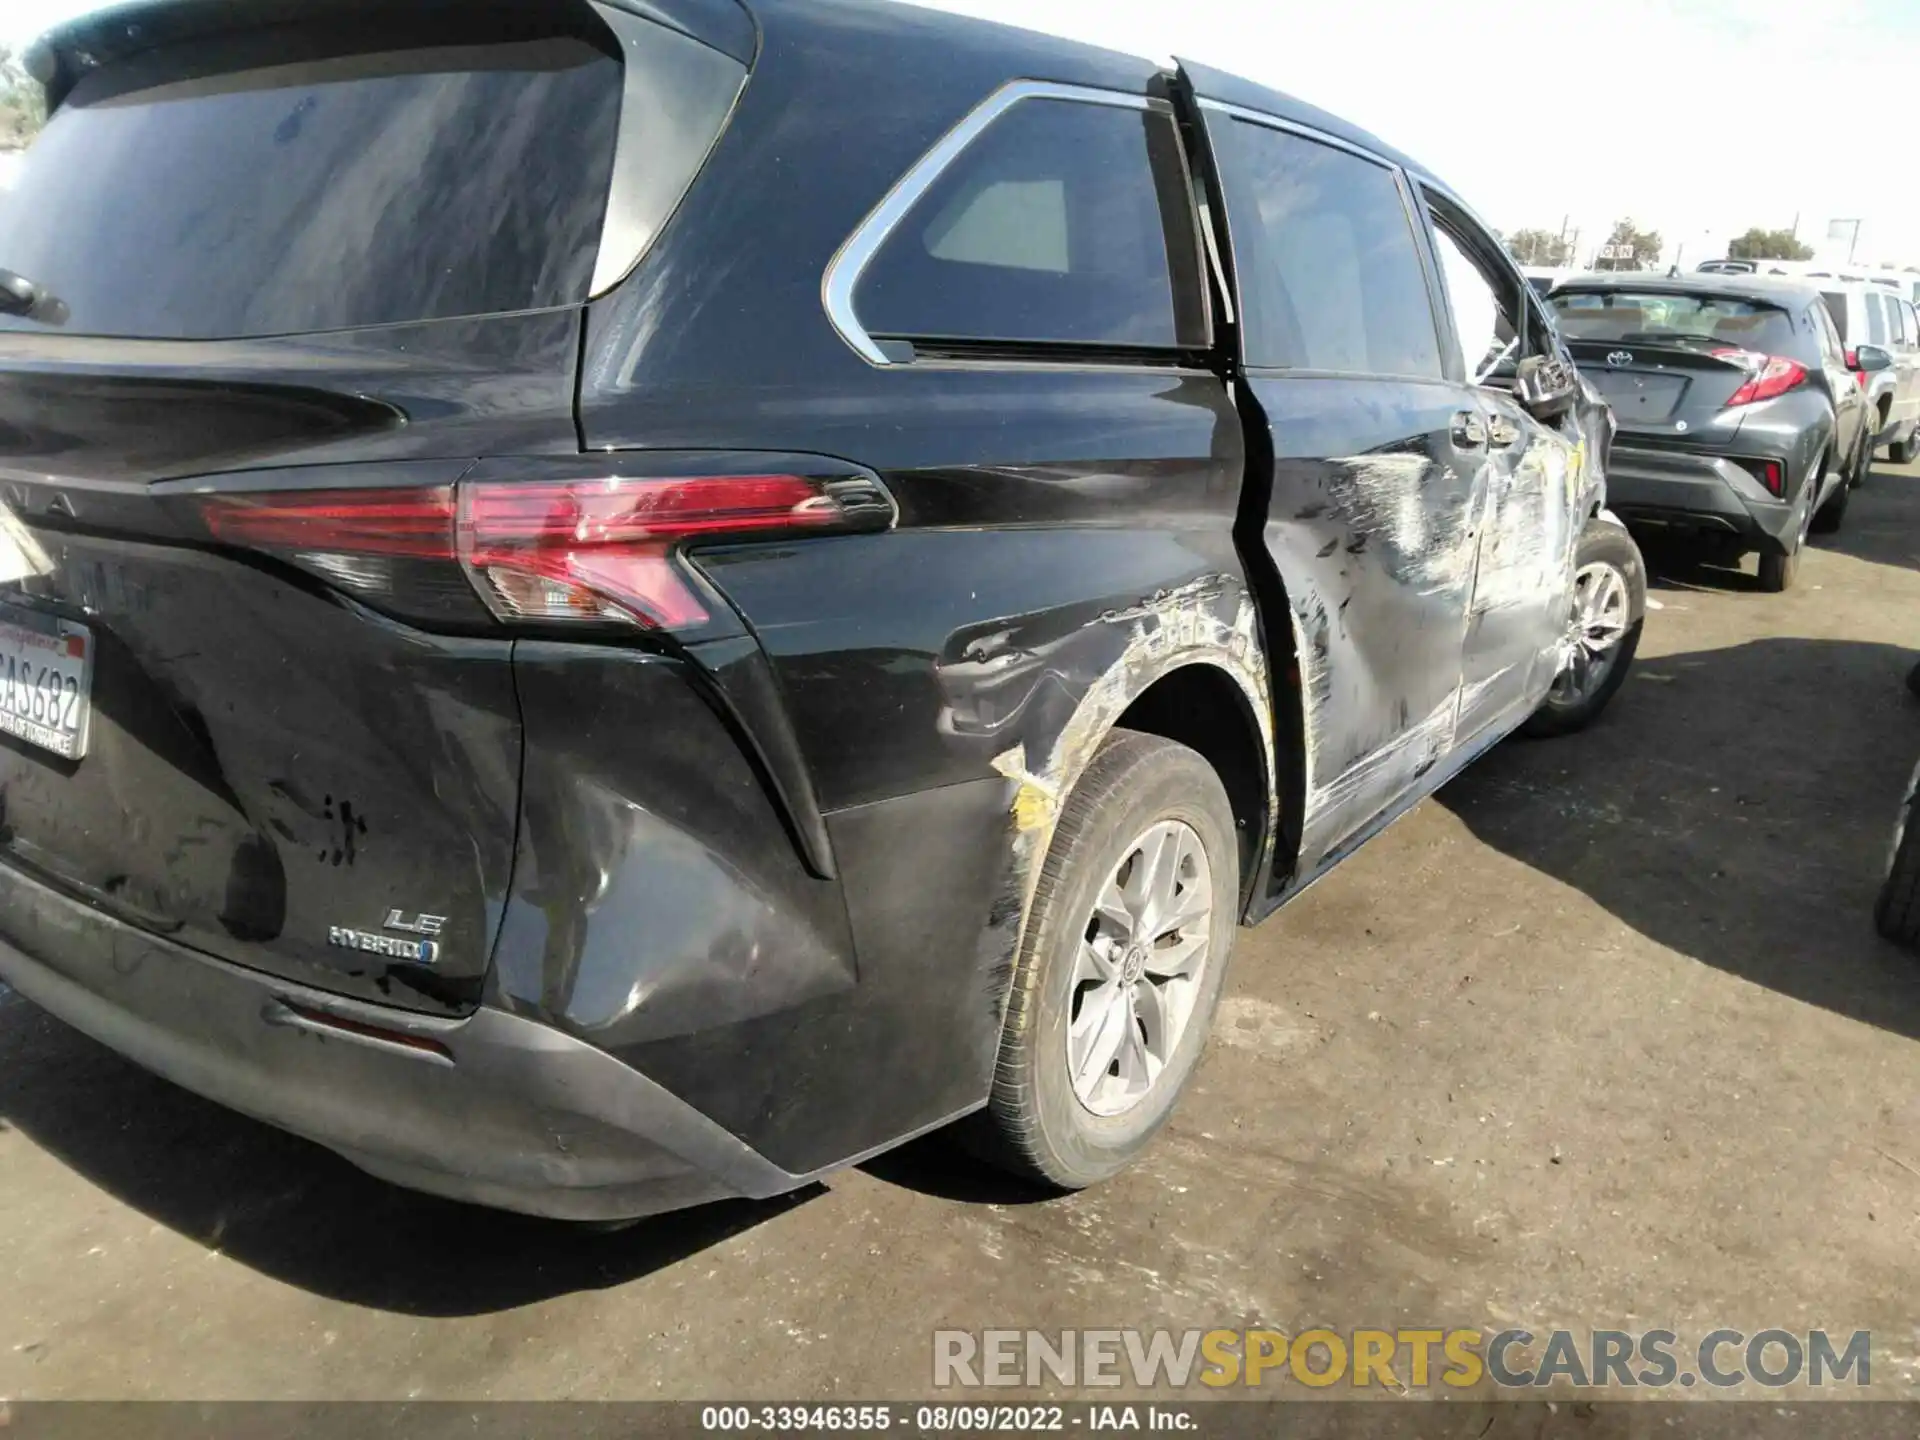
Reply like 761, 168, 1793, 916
3, 459, 1919, 1404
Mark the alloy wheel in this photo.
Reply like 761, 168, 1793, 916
1067, 819, 1214, 1117
1550, 560, 1631, 706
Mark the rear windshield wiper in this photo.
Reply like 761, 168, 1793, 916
0, 268, 68, 326
0, 268, 43, 316
1610, 332, 1732, 350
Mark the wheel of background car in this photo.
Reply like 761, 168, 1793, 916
1888, 423, 1919, 468
1874, 772, 1920, 951
1522, 519, 1646, 738
971, 729, 1238, 1189
1757, 469, 1818, 592
1757, 543, 1800, 592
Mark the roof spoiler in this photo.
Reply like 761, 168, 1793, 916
27, 0, 753, 113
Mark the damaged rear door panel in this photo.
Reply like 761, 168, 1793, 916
1185, 79, 1485, 871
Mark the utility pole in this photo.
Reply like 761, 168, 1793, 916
1831, 218, 1864, 265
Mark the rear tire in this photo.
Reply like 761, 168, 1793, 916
1811, 472, 1850, 533
1875, 779, 1920, 950
1860, 409, 1890, 483
1758, 463, 1820, 592
1522, 518, 1645, 738
974, 729, 1238, 1190
1891, 427, 1918, 466
1756, 547, 1799, 592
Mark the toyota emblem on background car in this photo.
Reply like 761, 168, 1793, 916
1607, 350, 1634, 367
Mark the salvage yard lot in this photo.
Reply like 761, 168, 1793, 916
3, 465, 1920, 1400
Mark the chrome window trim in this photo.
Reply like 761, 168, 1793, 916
821, 80, 1165, 367
1195, 97, 1393, 169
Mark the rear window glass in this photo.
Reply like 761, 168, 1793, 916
0, 21, 623, 339
854, 97, 1207, 351
1211, 120, 1443, 377
1550, 290, 1800, 354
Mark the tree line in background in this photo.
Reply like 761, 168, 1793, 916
0, 46, 45, 150
1504, 219, 1826, 270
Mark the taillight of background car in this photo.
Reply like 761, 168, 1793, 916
1713, 348, 1808, 407
1731, 457, 1787, 497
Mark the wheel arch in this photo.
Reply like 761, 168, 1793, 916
1113, 662, 1277, 917
989, 580, 1287, 939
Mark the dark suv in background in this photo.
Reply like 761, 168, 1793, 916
1549, 273, 1875, 591
0, 0, 1643, 1219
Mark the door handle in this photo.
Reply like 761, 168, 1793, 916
1451, 410, 1487, 449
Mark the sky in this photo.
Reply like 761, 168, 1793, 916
6, 0, 1920, 266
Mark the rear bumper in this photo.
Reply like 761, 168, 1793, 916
1605, 443, 1800, 553
0, 861, 806, 1221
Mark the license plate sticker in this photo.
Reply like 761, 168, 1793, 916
0, 606, 93, 760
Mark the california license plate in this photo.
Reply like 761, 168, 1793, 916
0, 605, 93, 760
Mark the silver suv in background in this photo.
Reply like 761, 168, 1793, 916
1819, 282, 1920, 464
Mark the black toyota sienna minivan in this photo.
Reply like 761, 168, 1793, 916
0, 0, 1643, 1218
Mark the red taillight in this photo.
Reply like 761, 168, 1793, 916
458, 475, 850, 629
1845, 348, 1869, 388
1716, 350, 1807, 407
199, 487, 456, 558
1732, 456, 1785, 496
197, 471, 891, 631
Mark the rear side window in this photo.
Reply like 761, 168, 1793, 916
1210, 120, 1442, 378
1812, 302, 1845, 367
0, 17, 640, 339
854, 98, 1207, 351
1821, 292, 1850, 344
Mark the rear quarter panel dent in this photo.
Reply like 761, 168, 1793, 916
989, 574, 1277, 949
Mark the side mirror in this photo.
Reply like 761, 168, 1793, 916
1515, 354, 1578, 421
1855, 343, 1895, 373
